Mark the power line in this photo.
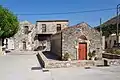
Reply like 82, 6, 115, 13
16, 7, 116, 16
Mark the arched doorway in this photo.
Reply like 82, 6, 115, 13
23, 41, 26, 50
78, 35, 87, 60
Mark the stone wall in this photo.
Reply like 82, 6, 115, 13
14, 21, 36, 51
37, 52, 104, 68
107, 59, 120, 66
36, 21, 68, 34
45, 60, 95, 68
62, 22, 102, 60
102, 53, 120, 59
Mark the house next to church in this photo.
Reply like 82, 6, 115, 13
34, 20, 69, 51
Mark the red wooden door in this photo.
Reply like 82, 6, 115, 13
78, 43, 87, 60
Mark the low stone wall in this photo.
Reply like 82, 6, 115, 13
102, 53, 120, 59
104, 59, 120, 66
36, 51, 48, 68
36, 53, 45, 68
45, 60, 104, 68
38, 52, 104, 68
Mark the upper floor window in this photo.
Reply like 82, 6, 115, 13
24, 26, 29, 34
42, 24, 46, 32
57, 24, 61, 32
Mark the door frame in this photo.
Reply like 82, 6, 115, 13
78, 42, 87, 60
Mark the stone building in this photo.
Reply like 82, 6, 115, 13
105, 33, 120, 49
3, 38, 14, 50
51, 22, 102, 60
5, 20, 69, 51
35, 20, 69, 51
14, 21, 36, 51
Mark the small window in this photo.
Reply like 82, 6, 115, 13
57, 24, 61, 32
24, 26, 29, 34
42, 24, 46, 32
114, 40, 116, 45
109, 40, 111, 47
109, 40, 111, 44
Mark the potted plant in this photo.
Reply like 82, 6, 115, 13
63, 53, 71, 61
88, 52, 92, 60
88, 50, 96, 60
91, 50, 96, 60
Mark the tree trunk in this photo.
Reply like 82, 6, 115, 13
0, 38, 3, 55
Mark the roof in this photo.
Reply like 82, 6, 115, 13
59, 22, 92, 32
19, 20, 32, 25
103, 14, 120, 25
53, 22, 100, 36
36, 20, 69, 22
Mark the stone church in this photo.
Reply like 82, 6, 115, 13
51, 22, 103, 60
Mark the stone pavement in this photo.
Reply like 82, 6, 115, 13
49, 66, 120, 80
0, 54, 52, 80
0, 51, 120, 80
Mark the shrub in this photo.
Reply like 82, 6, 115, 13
114, 50, 120, 55
88, 51, 96, 58
106, 49, 120, 55
63, 53, 70, 61
88, 50, 97, 60
88, 52, 92, 59
92, 50, 96, 57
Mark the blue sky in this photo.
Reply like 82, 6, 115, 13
0, 0, 120, 27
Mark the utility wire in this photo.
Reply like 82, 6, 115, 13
16, 8, 116, 15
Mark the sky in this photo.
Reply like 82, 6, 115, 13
0, 0, 120, 27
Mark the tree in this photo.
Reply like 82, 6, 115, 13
0, 5, 19, 54
95, 23, 120, 37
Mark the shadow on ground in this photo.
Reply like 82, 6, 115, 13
42, 51, 61, 60
31, 67, 42, 70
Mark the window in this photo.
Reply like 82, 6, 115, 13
114, 40, 116, 45
23, 41, 26, 50
109, 40, 111, 47
42, 24, 46, 32
24, 26, 29, 34
109, 40, 111, 44
57, 24, 61, 32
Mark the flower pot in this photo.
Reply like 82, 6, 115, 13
92, 57, 95, 60
68, 58, 71, 61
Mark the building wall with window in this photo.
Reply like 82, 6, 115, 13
51, 22, 102, 60
105, 34, 120, 49
14, 21, 36, 51
34, 20, 69, 51
36, 20, 69, 34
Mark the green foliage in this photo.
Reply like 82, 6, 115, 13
88, 52, 92, 58
95, 24, 120, 37
0, 5, 19, 38
115, 50, 120, 55
106, 49, 120, 55
88, 50, 96, 58
63, 53, 71, 61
